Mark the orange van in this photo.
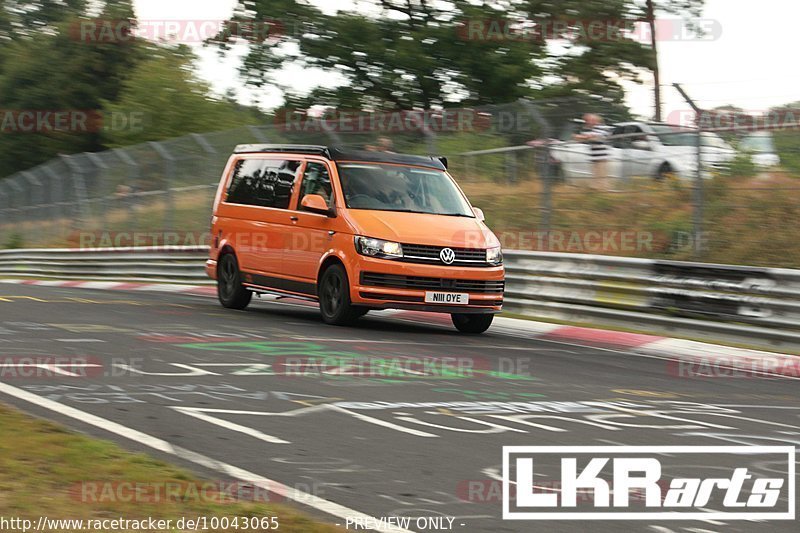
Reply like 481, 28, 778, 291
206, 145, 504, 333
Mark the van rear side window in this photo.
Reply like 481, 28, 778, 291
226, 159, 301, 208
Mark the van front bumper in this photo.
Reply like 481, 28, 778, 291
351, 257, 504, 313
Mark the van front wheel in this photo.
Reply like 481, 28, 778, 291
217, 254, 252, 310
319, 264, 364, 325
451, 313, 494, 334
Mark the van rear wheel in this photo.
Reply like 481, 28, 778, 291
451, 313, 494, 334
318, 264, 365, 325
217, 254, 252, 310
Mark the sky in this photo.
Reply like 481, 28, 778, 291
133, 0, 800, 121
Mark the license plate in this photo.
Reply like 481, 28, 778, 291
424, 291, 469, 305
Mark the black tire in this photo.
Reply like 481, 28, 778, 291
655, 163, 673, 181
217, 253, 252, 310
451, 313, 494, 334
318, 264, 365, 325
351, 307, 370, 319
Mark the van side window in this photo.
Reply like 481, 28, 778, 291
226, 159, 266, 205
226, 159, 301, 208
298, 162, 333, 210
272, 160, 302, 209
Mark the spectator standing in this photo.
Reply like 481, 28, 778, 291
574, 113, 610, 188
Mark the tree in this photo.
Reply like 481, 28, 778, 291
219, 0, 547, 111
221, 0, 704, 116
644, 0, 706, 121
0, 2, 141, 176
0, 0, 86, 40
102, 46, 265, 148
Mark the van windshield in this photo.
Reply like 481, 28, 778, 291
337, 163, 474, 217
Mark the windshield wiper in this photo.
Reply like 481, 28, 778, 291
438, 213, 475, 218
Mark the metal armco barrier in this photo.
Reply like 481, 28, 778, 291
0, 246, 211, 285
2, 246, 799, 350
503, 250, 800, 350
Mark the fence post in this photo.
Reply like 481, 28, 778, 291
0, 184, 9, 245
519, 99, 554, 235
21, 171, 43, 239
149, 141, 176, 231
191, 133, 219, 208
539, 145, 552, 235
60, 154, 91, 231
505, 150, 518, 183
5, 177, 23, 243
113, 148, 140, 226
693, 126, 704, 259
86, 152, 110, 229
42, 165, 66, 237
20, 170, 44, 219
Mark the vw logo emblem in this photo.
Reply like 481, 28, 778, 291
439, 248, 456, 265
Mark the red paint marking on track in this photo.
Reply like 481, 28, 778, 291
114, 283, 145, 291
182, 286, 217, 296
543, 326, 662, 348
59, 281, 87, 287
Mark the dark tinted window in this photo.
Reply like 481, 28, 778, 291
226, 158, 301, 208
610, 125, 644, 149
610, 126, 627, 148
298, 162, 334, 210
265, 160, 302, 209
226, 159, 265, 206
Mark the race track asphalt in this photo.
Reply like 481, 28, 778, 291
0, 282, 798, 532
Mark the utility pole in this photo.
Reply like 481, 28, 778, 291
673, 83, 705, 259
647, 0, 661, 122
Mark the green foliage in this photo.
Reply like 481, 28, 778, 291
3, 233, 23, 249
224, 0, 704, 112
723, 153, 756, 178
773, 131, 800, 175
0, 2, 142, 176
0, 1, 267, 177
0, 0, 87, 41
102, 46, 265, 147
0, 15, 142, 175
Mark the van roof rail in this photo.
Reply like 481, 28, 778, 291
233, 144, 331, 156
232, 144, 447, 171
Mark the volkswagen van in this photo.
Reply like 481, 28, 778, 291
207, 145, 504, 333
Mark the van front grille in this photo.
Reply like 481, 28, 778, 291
360, 272, 505, 294
400, 244, 490, 266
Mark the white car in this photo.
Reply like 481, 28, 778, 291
739, 131, 781, 168
550, 122, 736, 181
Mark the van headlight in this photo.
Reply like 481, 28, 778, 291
486, 246, 503, 265
355, 236, 404, 258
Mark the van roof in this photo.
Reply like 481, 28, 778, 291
233, 144, 447, 170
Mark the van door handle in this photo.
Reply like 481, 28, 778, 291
290, 216, 299, 221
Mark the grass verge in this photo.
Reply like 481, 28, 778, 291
0, 402, 342, 532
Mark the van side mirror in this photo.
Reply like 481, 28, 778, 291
300, 194, 335, 216
631, 140, 651, 150
472, 207, 485, 221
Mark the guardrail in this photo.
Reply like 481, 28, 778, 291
2, 246, 799, 351
503, 250, 800, 350
0, 246, 210, 285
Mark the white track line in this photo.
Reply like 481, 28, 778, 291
0, 381, 413, 533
